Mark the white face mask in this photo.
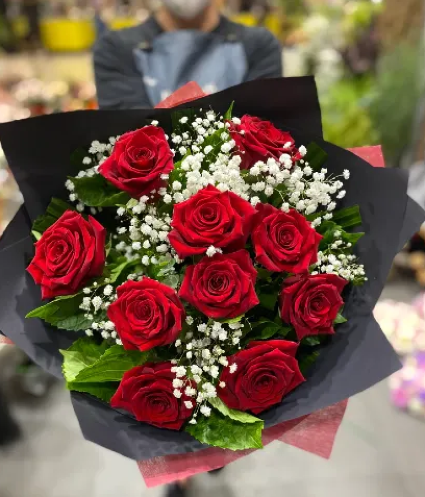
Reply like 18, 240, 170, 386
162, 0, 211, 20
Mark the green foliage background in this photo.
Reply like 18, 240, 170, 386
320, 42, 424, 166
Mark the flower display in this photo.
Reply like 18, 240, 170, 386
20, 103, 370, 449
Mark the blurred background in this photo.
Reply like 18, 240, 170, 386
1, 1, 425, 496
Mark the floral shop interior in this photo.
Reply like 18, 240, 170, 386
1, 1, 425, 497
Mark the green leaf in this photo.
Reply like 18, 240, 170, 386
256, 268, 273, 282
26, 294, 92, 332
60, 338, 109, 383
55, 314, 94, 331
60, 338, 154, 402
332, 205, 362, 229
105, 236, 113, 258
220, 314, 245, 325
318, 220, 364, 250
70, 147, 90, 170
258, 323, 281, 339
60, 338, 119, 402
171, 108, 197, 131
303, 142, 328, 171
68, 382, 119, 403
70, 174, 131, 207
107, 259, 137, 284
309, 206, 363, 232
104, 256, 140, 286
335, 312, 347, 324
258, 292, 278, 311
126, 198, 139, 209
153, 257, 180, 286
106, 247, 123, 264
208, 397, 261, 424
154, 345, 178, 362
224, 101, 235, 121
186, 409, 263, 451
32, 230, 42, 241
247, 320, 292, 341
298, 350, 320, 376
73, 345, 153, 383
32, 197, 75, 233
302, 336, 321, 346
200, 128, 227, 156
156, 256, 177, 275
162, 274, 180, 289
347, 232, 365, 244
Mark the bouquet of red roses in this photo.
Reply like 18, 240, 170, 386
0, 78, 423, 480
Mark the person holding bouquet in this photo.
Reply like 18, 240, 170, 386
93, 0, 282, 109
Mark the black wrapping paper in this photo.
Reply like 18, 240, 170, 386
0, 77, 423, 460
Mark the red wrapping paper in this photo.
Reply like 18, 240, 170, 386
155, 82, 207, 109
138, 400, 348, 487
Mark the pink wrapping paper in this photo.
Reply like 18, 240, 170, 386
0, 335, 14, 345
349, 145, 385, 168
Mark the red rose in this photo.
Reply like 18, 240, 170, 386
179, 250, 259, 319
280, 274, 348, 341
219, 340, 305, 414
110, 362, 195, 430
168, 185, 256, 259
229, 116, 300, 169
107, 278, 185, 351
252, 204, 322, 273
27, 210, 106, 299
99, 126, 173, 199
